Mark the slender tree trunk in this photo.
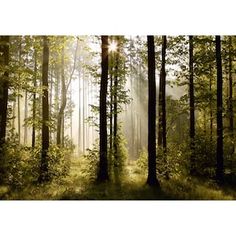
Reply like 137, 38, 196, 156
82, 69, 85, 152
54, 64, 60, 143
57, 44, 66, 147
70, 85, 73, 150
17, 89, 21, 143
98, 36, 109, 182
12, 100, 16, 130
24, 90, 28, 145
39, 36, 50, 182
32, 48, 37, 148
17, 41, 22, 144
147, 36, 160, 187
215, 35, 224, 184
160, 36, 168, 179
0, 36, 10, 151
189, 35, 196, 175
228, 36, 234, 154
78, 69, 81, 155
209, 74, 213, 143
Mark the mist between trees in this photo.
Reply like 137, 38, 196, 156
0, 35, 235, 200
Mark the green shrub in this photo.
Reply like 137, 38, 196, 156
0, 136, 71, 189
81, 142, 99, 182
135, 144, 188, 179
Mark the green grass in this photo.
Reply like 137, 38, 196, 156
1, 157, 236, 200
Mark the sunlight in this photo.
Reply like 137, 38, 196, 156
109, 41, 117, 52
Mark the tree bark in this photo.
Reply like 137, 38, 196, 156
0, 36, 10, 150
98, 36, 109, 182
39, 36, 50, 182
215, 35, 224, 184
228, 36, 234, 154
147, 36, 160, 187
56, 43, 66, 146
32, 48, 37, 148
24, 90, 28, 145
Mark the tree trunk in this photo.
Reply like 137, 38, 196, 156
215, 35, 224, 184
17, 40, 22, 144
24, 90, 28, 145
98, 36, 109, 182
32, 48, 37, 148
147, 36, 160, 187
57, 44, 66, 146
0, 36, 10, 150
39, 36, 50, 182
228, 36, 234, 154
209, 72, 213, 143
189, 35, 196, 175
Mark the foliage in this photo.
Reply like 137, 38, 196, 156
135, 144, 188, 180
0, 133, 71, 189
81, 142, 99, 182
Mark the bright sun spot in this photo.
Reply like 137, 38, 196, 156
109, 41, 117, 52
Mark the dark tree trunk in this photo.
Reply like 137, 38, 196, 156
57, 44, 66, 147
98, 36, 109, 182
160, 36, 168, 179
189, 35, 196, 175
32, 48, 37, 148
0, 36, 9, 150
147, 36, 160, 187
39, 36, 50, 182
228, 36, 234, 154
215, 35, 224, 184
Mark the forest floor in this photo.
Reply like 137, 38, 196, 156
1, 157, 236, 200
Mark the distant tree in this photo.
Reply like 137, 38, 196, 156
56, 37, 78, 147
39, 36, 50, 182
97, 36, 109, 182
0, 36, 10, 150
147, 36, 160, 187
215, 35, 224, 184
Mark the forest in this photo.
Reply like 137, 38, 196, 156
0, 35, 235, 200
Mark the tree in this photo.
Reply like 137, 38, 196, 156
147, 36, 160, 187
32, 46, 37, 148
56, 37, 78, 147
97, 36, 109, 182
228, 36, 234, 154
0, 36, 9, 150
39, 36, 50, 182
189, 35, 195, 174
215, 35, 224, 184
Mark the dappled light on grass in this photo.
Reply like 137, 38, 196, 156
1, 158, 236, 200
